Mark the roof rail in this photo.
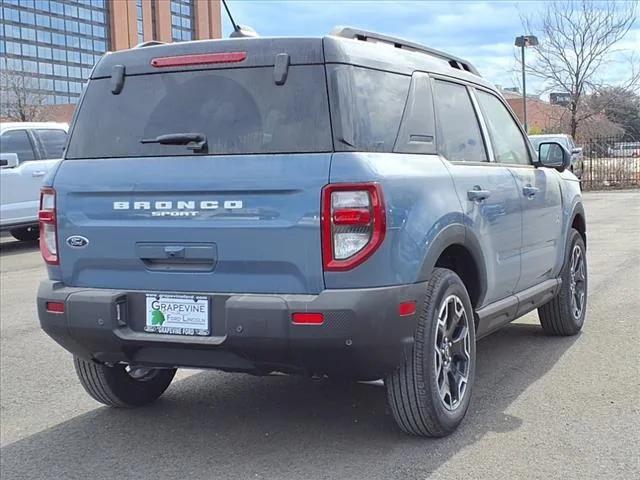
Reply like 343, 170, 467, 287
134, 41, 166, 49
330, 26, 481, 77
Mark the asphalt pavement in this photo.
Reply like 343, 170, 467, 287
0, 190, 638, 480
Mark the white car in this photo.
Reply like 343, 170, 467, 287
1, 122, 68, 241
608, 142, 640, 158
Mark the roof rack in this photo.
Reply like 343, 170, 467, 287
134, 41, 166, 49
330, 26, 481, 77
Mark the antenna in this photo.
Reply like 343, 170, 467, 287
221, 0, 259, 38
221, 0, 240, 35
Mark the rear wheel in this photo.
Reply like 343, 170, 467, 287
10, 226, 39, 242
74, 356, 176, 407
386, 268, 476, 437
538, 229, 587, 335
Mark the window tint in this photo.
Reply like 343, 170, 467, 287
328, 65, 410, 152
0, 130, 36, 161
36, 129, 67, 158
433, 80, 487, 162
476, 91, 530, 165
66, 66, 332, 158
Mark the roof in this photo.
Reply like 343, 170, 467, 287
0, 122, 68, 132
92, 28, 496, 91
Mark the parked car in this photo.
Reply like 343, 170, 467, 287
0, 122, 68, 241
529, 134, 583, 178
608, 142, 640, 158
37, 28, 587, 437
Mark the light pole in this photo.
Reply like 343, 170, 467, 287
514, 35, 539, 134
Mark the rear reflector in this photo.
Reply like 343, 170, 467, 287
398, 301, 417, 317
292, 312, 324, 325
46, 301, 65, 314
151, 52, 247, 68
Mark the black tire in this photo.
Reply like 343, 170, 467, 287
74, 356, 176, 407
10, 226, 39, 242
538, 229, 587, 336
386, 268, 476, 437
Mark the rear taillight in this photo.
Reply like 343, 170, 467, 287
39, 187, 58, 265
321, 183, 386, 271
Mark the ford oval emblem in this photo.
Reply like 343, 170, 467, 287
66, 235, 89, 248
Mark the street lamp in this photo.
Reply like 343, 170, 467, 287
514, 35, 539, 134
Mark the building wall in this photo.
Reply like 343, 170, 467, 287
0, 0, 221, 122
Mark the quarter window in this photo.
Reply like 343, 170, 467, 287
476, 91, 530, 166
433, 80, 487, 162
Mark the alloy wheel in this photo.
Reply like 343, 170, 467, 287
434, 295, 471, 411
569, 244, 586, 319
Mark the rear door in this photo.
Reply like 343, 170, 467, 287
56, 52, 332, 295
474, 89, 562, 292
432, 79, 522, 305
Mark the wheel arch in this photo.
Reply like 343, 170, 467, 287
418, 224, 487, 309
570, 204, 587, 248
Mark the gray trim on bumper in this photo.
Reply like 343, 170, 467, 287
38, 280, 427, 378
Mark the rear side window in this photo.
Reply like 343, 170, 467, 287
476, 90, 530, 166
66, 66, 332, 158
0, 129, 37, 162
328, 65, 410, 152
433, 80, 487, 162
35, 129, 67, 158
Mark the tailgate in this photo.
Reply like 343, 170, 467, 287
53, 154, 329, 294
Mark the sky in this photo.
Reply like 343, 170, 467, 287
220, 0, 640, 96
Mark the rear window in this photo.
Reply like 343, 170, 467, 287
36, 129, 67, 158
66, 66, 332, 158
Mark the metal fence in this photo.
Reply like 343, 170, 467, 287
580, 136, 640, 190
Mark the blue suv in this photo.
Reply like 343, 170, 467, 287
37, 27, 587, 437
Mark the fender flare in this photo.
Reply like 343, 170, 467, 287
417, 223, 488, 306
569, 202, 587, 246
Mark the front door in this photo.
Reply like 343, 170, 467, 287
473, 89, 563, 293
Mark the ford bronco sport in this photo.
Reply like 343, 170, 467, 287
37, 27, 587, 437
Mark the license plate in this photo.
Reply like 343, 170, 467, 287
145, 294, 209, 336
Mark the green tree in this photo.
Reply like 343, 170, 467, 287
589, 87, 640, 140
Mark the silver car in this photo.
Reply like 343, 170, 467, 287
529, 134, 583, 178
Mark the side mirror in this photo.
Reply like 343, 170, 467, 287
0, 153, 19, 169
538, 141, 571, 171
571, 147, 582, 155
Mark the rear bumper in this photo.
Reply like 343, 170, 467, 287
37, 280, 426, 378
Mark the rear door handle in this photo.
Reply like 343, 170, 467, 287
467, 188, 491, 202
523, 185, 539, 197
32, 171, 46, 177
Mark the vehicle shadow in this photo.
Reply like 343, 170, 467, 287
0, 322, 579, 480
0, 237, 39, 257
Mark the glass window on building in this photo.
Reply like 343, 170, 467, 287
0, 0, 110, 105
170, 0, 194, 42
136, 0, 144, 43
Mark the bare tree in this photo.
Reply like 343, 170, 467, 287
0, 70, 51, 122
521, 0, 639, 138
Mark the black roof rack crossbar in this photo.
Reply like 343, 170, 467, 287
330, 26, 481, 77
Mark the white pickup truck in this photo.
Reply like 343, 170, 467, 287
0, 122, 68, 241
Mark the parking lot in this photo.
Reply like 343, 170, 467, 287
0, 190, 638, 480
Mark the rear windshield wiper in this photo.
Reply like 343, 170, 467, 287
140, 133, 207, 152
